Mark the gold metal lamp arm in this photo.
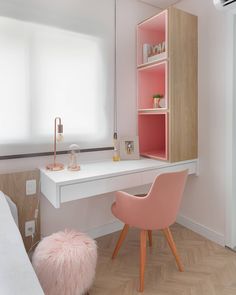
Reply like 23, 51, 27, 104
46, 117, 64, 171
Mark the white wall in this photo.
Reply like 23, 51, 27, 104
225, 15, 236, 248
0, 0, 159, 238
231, 18, 236, 248
116, 0, 159, 137
174, 0, 229, 245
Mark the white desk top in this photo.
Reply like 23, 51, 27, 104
40, 158, 198, 208
40, 158, 197, 185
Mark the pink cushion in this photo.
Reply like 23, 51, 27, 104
32, 230, 97, 295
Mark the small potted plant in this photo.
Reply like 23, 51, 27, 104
152, 93, 164, 108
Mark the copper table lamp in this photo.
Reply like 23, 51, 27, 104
46, 117, 64, 171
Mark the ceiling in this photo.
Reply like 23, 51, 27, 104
0, 0, 182, 10
138, 0, 182, 9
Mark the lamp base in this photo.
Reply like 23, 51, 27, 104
68, 165, 80, 171
46, 163, 64, 171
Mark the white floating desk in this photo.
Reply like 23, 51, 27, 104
40, 158, 198, 208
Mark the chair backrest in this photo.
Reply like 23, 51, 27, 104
144, 170, 188, 230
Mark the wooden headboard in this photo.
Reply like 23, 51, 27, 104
0, 170, 40, 251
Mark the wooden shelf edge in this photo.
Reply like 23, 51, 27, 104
137, 57, 168, 70
138, 108, 168, 114
141, 152, 168, 161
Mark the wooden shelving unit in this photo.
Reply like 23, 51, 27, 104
137, 7, 198, 162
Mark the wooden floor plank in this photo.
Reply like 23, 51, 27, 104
91, 224, 236, 294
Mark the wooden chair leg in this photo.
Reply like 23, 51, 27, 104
163, 227, 184, 272
148, 230, 152, 247
139, 230, 147, 292
112, 224, 129, 259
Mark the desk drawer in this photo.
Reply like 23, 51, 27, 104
142, 169, 161, 184
141, 161, 197, 185
60, 172, 142, 203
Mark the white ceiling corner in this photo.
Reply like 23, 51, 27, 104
138, 0, 182, 9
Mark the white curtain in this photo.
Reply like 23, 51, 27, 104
0, 0, 114, 156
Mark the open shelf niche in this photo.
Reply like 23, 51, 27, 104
138, 113, 168, 160
137, 10, 167, 67
138, 61, 167, 111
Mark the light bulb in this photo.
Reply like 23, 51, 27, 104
56, 133, 64, 142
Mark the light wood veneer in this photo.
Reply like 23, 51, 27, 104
0, 170, 40, 251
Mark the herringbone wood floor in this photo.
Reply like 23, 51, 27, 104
91, 224, 236, 295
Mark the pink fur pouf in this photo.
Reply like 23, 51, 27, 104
32, 230, 97, 295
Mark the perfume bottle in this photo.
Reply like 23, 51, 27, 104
113, 132, 120, 161
68, 144, 80, 171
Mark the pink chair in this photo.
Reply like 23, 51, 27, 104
111, 170, 188, 292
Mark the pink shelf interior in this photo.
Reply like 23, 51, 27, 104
141, 150, 166, 160
138, 113, 168, 160
138, 62, 167, 110
137, 11, 167, 66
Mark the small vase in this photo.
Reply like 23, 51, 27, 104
153, 98, 161, 109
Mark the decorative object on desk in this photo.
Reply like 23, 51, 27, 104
142, 43, 151, 64
46, 117, 64, 171
147, 41, 166, 63
152, 93, 164, 108
113, 132, 120, 161
68, 144, 80, 171
32, 230, 97, 295
120, 136, 140, 160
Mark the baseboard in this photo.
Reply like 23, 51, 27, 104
177, 214, 225, 246
85, 216, 225, 247
86, 221, 123, 239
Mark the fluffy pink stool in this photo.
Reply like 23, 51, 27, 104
32, 230, 97, 295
